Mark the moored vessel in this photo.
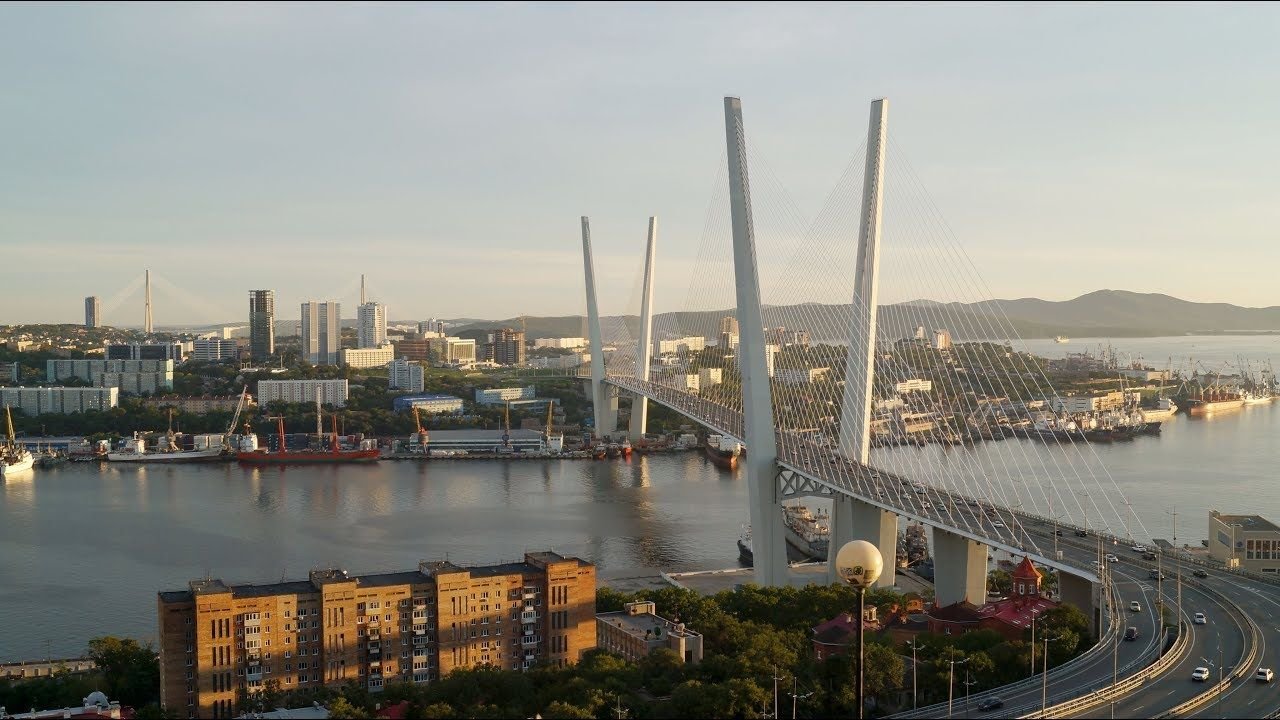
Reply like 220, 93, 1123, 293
236, 389, 379, 464
1, 407, 35, 477
782, 504, 830, 561
705, 434, 740, 470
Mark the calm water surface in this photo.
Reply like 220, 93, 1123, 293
1, 336, 1278, 661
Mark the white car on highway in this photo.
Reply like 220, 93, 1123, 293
1194, 613, 1207, 625
1191, 667, 1210, 681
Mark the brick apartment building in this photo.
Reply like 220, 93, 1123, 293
157, 552, 596, 719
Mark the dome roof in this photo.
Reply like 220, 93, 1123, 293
85, 691, 109, 708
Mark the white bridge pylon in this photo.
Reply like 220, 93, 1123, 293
579, 96, 1108, 594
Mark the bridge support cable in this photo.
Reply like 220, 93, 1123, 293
724, 96, 787, 587
887, 139, 1144, 540
580, 217, 617, 437
628, 217, 659, 443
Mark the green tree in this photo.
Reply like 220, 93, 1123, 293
86, 636, 160, 708
328, 696, 373, 719
540, 700, 595, 719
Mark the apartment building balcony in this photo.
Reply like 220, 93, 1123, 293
367, 643, 381, 655
521, 635, 540, 647
412, 636, 428, 647
520, 609, 538, 624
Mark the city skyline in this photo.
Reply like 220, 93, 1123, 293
5, 4, 1280, 325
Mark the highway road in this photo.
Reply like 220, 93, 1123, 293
603, 377, 1279, 718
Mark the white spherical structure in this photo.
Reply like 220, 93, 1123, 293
835, 540, 884, 589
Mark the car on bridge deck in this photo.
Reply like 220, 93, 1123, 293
1193, 569, 1209, 579
1124, 627, 1139, 641
977, 697, 1005, 712
1257, 668, 1275, 683
1075, 529, 1088, 537
1106, 553, 1119, 563
1129, 601, 1142, 612
1192, 667, 1211, 681
1194, 613, 1207, 625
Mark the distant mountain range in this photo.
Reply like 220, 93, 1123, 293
451, 290, 1280, 342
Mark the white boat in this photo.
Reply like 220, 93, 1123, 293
1, 407, 35, 477
1140, 397, 1178, 421
107, 433, 225, 463
1053, 336, 1070, 344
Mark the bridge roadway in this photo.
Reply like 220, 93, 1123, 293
603, 375, 1280, 717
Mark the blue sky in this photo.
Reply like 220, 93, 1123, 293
3, 3, 1279, 326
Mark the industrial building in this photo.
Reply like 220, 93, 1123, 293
256, 379, 349, 407
391, 394, 464, 414
0, 387, 119, 415
420, 429, 553, 453
249, 290, 275, 359
157, 551, 597, 719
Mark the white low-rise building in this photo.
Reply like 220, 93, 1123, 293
191, 338, 238, 362
656, 336, 706, 355
698, 368, 723, 387
340, 345, 395, 369
475, 386, 537, 405
533, 337, 587, 349
776, 367, 831, 385
895, 378, 932, 393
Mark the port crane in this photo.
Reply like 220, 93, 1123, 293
222, 385, 250, 452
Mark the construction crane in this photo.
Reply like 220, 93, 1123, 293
412, 406, 428, 451
544, 399, 555, 438
223, 386, 250, 452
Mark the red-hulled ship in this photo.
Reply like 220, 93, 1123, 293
705, 434, 740, 470
237, 391, 379, 464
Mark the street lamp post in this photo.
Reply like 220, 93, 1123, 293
1041, 635, 1061, 718
788, 677, 814, 720
963, 670, 978, 717
907, 640, 926, 710
948, 657, 969, 719
836, 540, 885, 720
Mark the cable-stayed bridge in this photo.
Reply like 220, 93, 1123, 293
572, 96, 1280, 718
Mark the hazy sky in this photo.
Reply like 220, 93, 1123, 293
3, 3, 1280, 326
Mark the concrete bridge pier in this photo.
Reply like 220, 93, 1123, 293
827, 496, 897, 589
1058, 572, 1099, 638
933, 529, 988, 607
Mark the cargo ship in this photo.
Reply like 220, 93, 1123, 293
782, 504, 830, 561
1186, 390, 1245, 416
108, 433, 226, 463
705, 434, 740, 470
1, 407, 35, 478
236, 390, 378, 464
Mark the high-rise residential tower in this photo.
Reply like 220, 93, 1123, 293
301, 301, 342, 365
84, 296, 101, 328
357, 302, 388, 348
248, 290, 275, 360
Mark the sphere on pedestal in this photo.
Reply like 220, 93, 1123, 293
835, 540, 884, 589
